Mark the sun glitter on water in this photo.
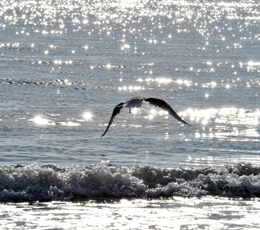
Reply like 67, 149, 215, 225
32, 116, 51, 125
83, 112, 93, 120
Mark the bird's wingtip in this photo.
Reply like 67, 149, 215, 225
184, 121, 191, 126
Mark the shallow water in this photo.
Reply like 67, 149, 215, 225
0, 0, 260, 228
1, 197, 260, 229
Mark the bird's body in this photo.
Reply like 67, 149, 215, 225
125, 97, 143, 111
101, 96, 190, 136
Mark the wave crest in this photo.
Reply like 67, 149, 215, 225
1, 163, 260, 202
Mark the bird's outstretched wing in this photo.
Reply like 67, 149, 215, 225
144, 97, 191, 126
101, 102, 125, 137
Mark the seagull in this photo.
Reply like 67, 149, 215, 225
101, 96, 191, 136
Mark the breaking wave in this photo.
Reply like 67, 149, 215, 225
1, 163, 260, 202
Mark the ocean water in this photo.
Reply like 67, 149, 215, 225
0, 0, 260, 229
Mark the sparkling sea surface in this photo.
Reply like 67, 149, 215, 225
0, 0, 260, 229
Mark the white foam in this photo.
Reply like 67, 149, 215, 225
0, 163, 260, 202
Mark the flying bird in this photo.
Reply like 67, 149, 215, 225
101, 96, 191, 137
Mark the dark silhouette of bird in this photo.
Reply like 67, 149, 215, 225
101, 96, 191, 137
